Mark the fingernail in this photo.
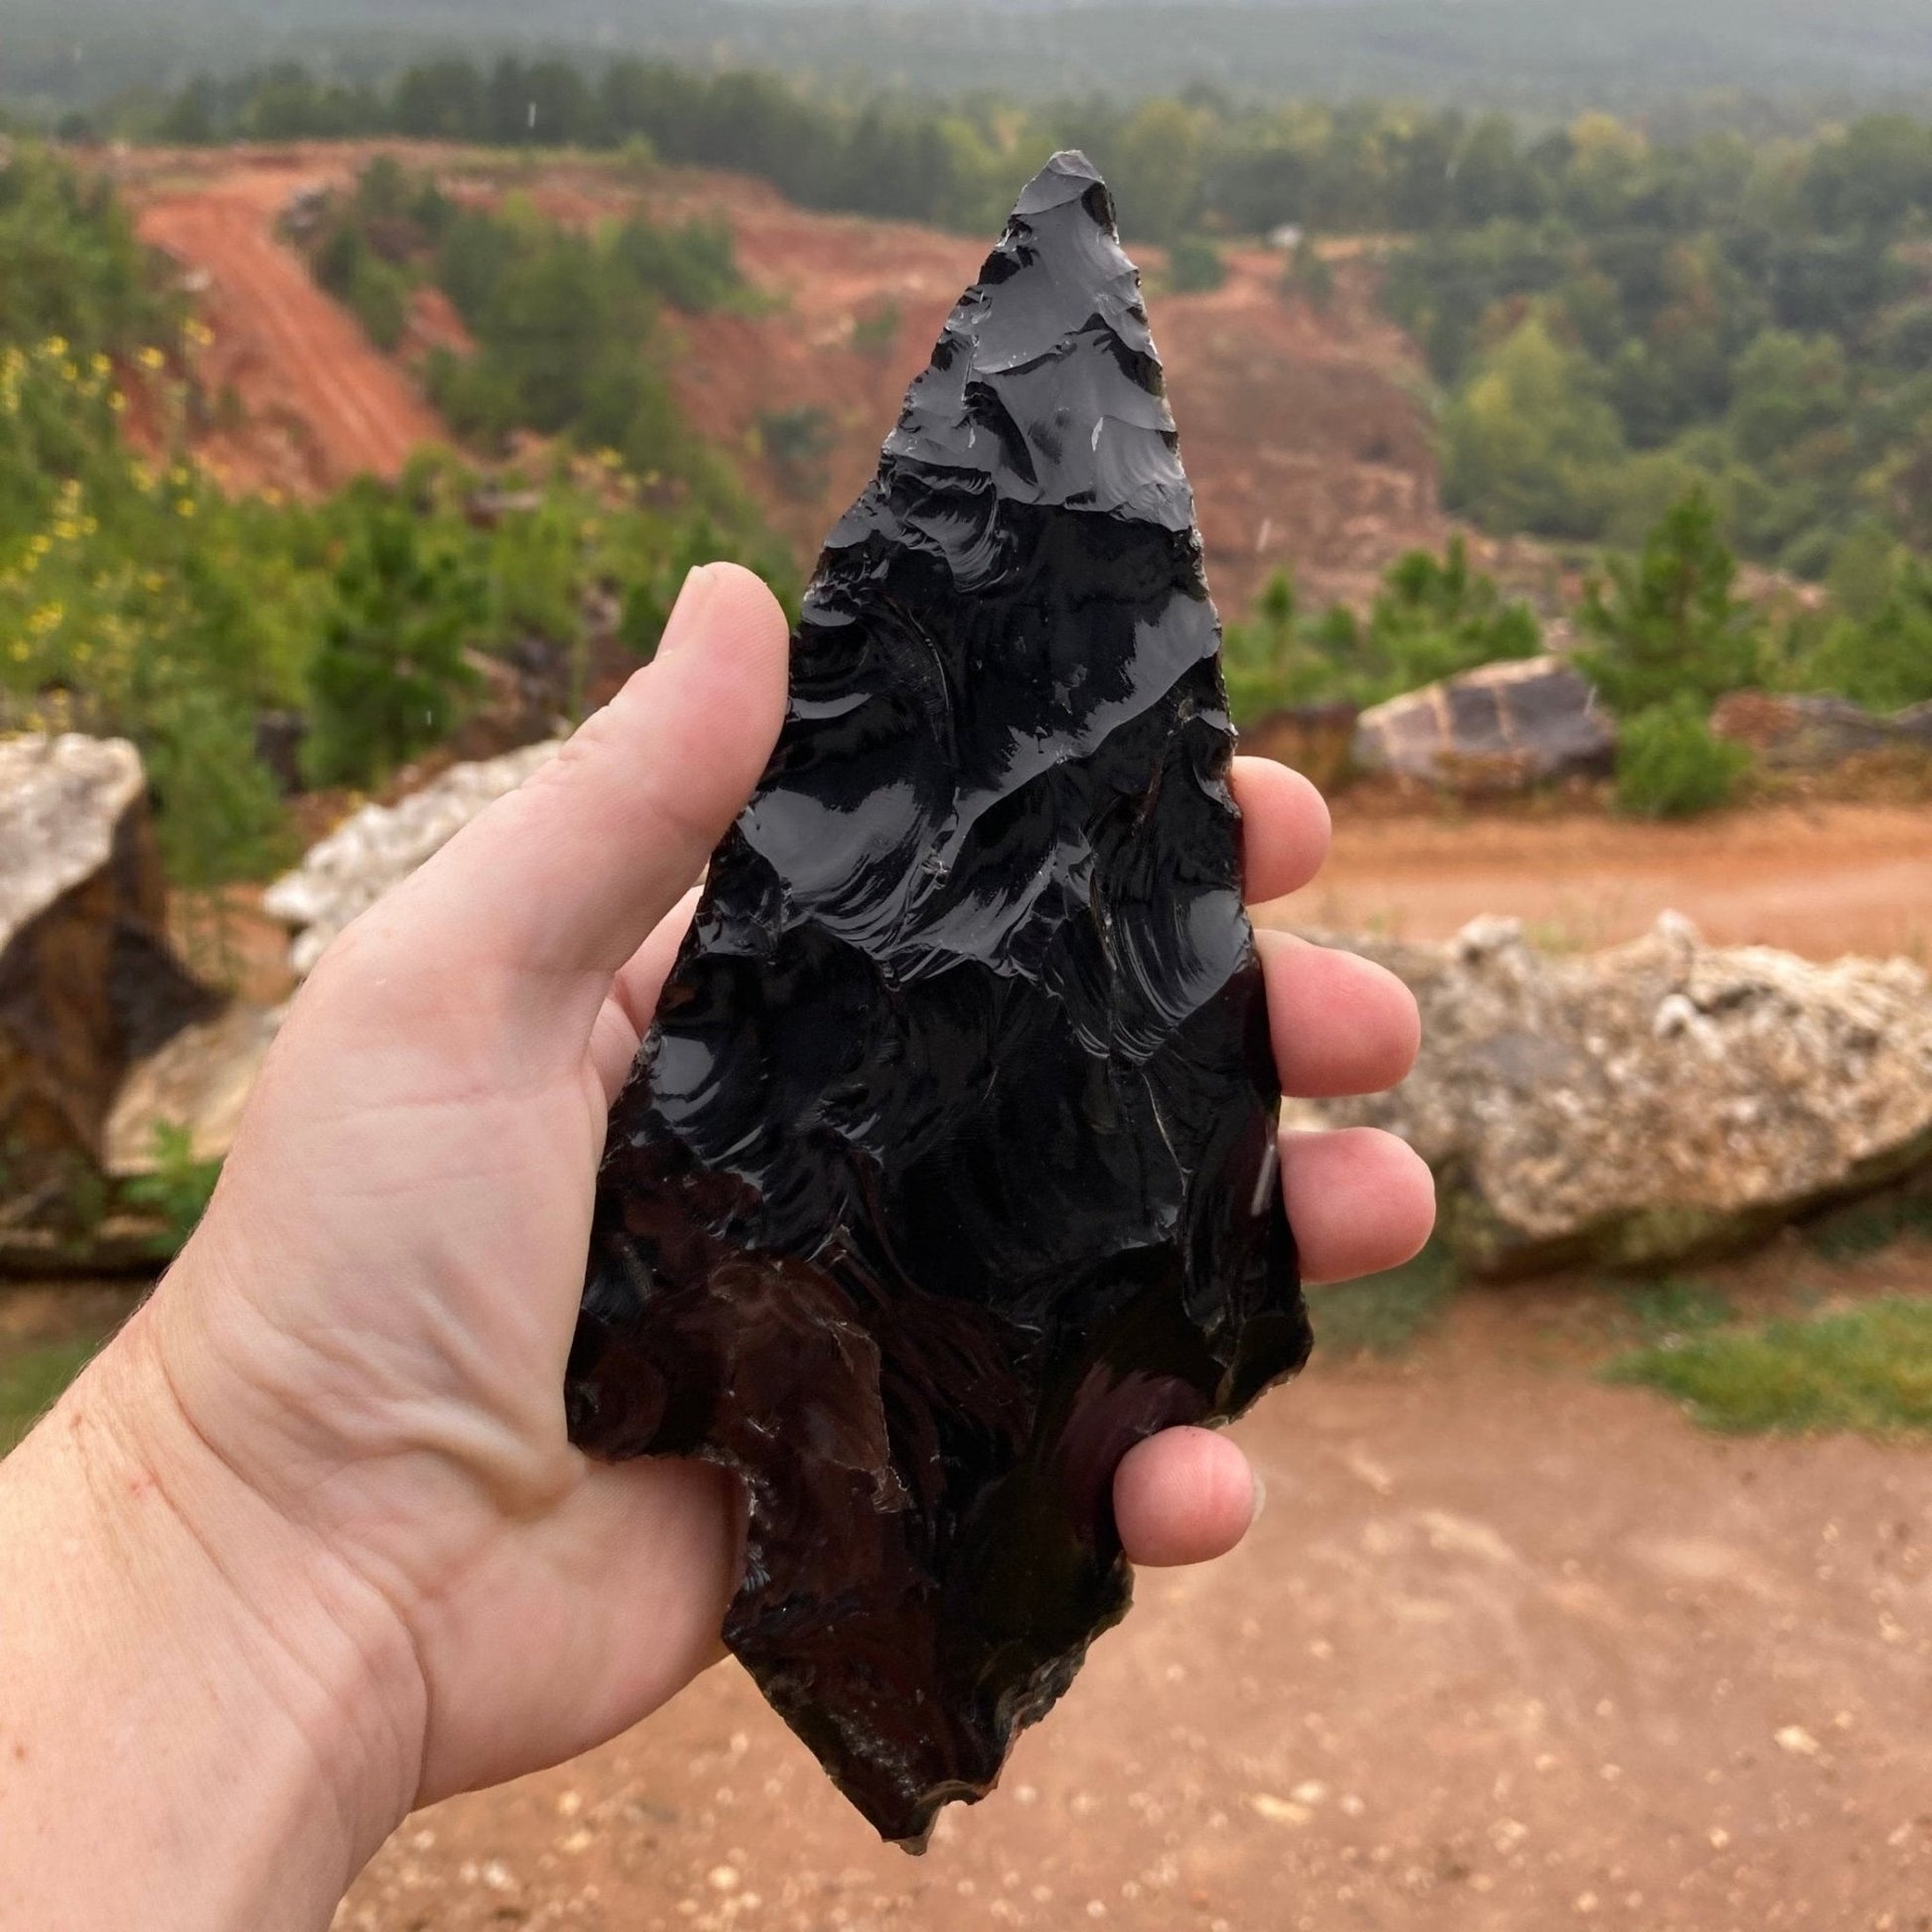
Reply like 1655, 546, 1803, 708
1249, 1469, 1268, 1528
657, 563, 720, 659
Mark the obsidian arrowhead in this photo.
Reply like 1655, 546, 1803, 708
568, 149, 1309, 1848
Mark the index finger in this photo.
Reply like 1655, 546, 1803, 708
1232, 756, 1331, 905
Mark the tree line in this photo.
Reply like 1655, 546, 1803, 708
136, 58, 1932, 579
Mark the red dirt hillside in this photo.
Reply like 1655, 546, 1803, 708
110, 145, 1446, 611
627, 165, 1444, 612
121, 147, 449, 495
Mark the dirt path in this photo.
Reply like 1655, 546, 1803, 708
332, 1269, 1932, 1932
1268, 800, 1932, 962
132, 161, 446, 492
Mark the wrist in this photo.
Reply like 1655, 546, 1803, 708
0, 1298, 426, 1931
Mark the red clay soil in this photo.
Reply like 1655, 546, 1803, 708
330, 1259, 1932, 1932
641, 172, 1448, 614
123, 149, 449, 494
106, 146, 1448, 610
1273, 799, 1932, 964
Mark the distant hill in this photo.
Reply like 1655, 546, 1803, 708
7, 0, 1932, 116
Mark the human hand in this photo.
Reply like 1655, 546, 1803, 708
2, 563, 1431, 1929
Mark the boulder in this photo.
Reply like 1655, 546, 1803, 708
0, 735, 217, 1168
103, 1000, 286, 1177
1354, 655, 1615, 791
1292, 913, 1932, 1275
1711, 690, 1932, 769
264, 739, 565, 976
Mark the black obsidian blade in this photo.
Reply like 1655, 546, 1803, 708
567, 149, 1309, 1849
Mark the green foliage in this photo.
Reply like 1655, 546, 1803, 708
1222, 569, 1311, 721
1165, 236, 1227, 294
115, 56, 1932, 564
1441, 316, 1627, 539
1314, 1240, 1459, 1361
850, 302, 900, 358
756, 405, 836, 500
120, 1123, 223, 1258
1802, 1185, 1932, 1263
1793, 556, 1932, 713
1606, 1297, 1932, 1437
1279, 238, 1334, 310
1620, 1277, 1735, 1345
305, 494, 483, 786
0, 328, 302, 883
0, 1332, 105, 1457
1360, 536, 1542, 693
0, 142, 168, 354
1221, 540, 1541, 726
1579, 491, 1764, 713
1, 147, 796, 881
24, 0, 1932, 122
303, 161, 746, 508
1614, 695, 1750, 819
609, 211, 740, 314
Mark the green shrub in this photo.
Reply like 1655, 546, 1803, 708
1794, 557, 1932, 713
1614, 694, 1750, 818
1220, 539, 1540, 725
1580, 491, 1766, 714
145, 686, 293, 886
610, 212, 741, 314
304, 497, 483, 786
756, 405, 836, 499
1166, 236, 1226, 294
348, 255, 412, 353
1363, 534, 1541, 694
0, 143, 170, 356
121, 1123, 223, 1258
851, 302, 900, 357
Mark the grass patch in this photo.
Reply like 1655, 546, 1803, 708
1620, 1276, 1735, 1345
0, 1332, 106, 1458
1312, 1239, 1458, 1361
1605, 1296, 1932, 1437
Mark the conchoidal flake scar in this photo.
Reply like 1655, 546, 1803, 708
566, 150, 1310, 1848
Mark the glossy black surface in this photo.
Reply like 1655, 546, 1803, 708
567, 151, 1309, 1848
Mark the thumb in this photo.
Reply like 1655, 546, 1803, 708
368, 562, 789, 1004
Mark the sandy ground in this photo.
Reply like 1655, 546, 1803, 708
1273, 799, 1932, 964
323, 1253, 1932, 1932
9, 1255, 1929, 1932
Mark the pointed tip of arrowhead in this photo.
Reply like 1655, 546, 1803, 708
1013, 149, 1116, 231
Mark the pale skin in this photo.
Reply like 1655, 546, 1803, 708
0, 564, 1434, 1930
